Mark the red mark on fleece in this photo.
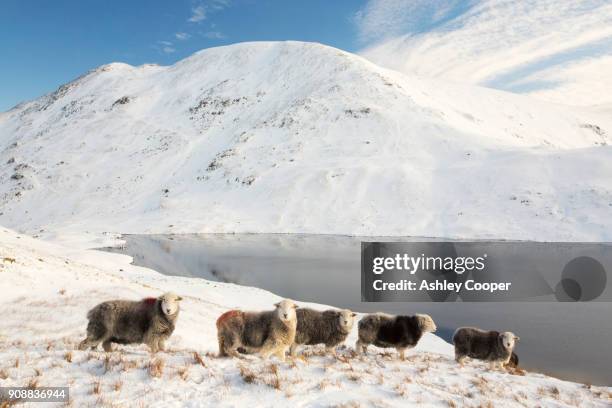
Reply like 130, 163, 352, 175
142, 297, 157, 306
216, 310, 242, 327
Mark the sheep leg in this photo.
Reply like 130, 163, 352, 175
274, 346, 287, 362
259, 339, 279, 360
143, 331, 159, 353
226, 347, 245, 359
489, 361, 498, 371
157, 339, 166, 352
79, 320, 107, 350
355, 340, 367, 355
456, 355, 466, 367
398, 348, 406, 361
102, 340, 113, 352
289, 343, 298, 358
325, 345, 337, 357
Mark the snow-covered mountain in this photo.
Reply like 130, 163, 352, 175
1, 41, 611, 244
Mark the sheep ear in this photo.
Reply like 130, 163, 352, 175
274, 302, 280, 308
514, 336, 520, 341
351, 313, 357, 317
177, 296, 183, 301
293, 304, 298, 309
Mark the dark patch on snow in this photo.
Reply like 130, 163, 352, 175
112, 96, 131, 108
344, 107, 371, 118
580, 123, 605, 136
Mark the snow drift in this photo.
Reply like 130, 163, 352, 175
1, 41, 611, 245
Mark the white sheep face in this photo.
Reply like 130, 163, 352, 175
275, 299, 297, 324
338, 310, 357, 332
416, 314, 437, 333
160, 292, 182, 316
500, 332, 519, 350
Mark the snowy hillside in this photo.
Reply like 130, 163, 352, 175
1, 41, 612, 245
1, 227, 610, 407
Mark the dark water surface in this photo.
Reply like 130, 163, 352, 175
105, 233, 612, 386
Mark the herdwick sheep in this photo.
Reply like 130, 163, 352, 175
356, 313, 436, 360
290, 308, 356, 357
78, 293, 182, 353
216, 299, 297, 361
453, 327, 520, 370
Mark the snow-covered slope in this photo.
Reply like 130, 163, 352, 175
1, 227, 610, 407
1, 41, 611, 245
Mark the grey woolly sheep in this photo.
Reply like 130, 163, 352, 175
78, 293, 182, 353
356, 313, 437, 360
216, 299, 297, 361
290, 308, 356, 357
453, 327, 519, 370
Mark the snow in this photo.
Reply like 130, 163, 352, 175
1, 41, 612, 247
1, 226, 610, 407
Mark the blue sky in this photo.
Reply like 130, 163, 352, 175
0, 0, 369, 111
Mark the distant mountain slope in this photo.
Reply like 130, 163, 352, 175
1, 41, 611, 244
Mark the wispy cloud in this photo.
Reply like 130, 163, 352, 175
156, 41, 176, 54
202, 31, 226, 39
188, 1, 230, 23
354, 0, 466, 43
175, 32, 191, 40
188, 5, 207, 22
358, 0, 612, 106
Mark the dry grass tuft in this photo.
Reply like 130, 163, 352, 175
550, 386, 560, 399
0, 369, 8, 380
26, 378, 39, 389
446, 399, 457, 408
346, 373, 361, 383
92, 381, 102, 395
13, 358, 19, 368
319, 379, 331, 390
149, 358, 165, 378
239, 364, 257, 384
264, 363, 282, 389
58, 289, 66, 295
113, 380, 123, 392
238, 363, 282, 390
394, 384, 408, 397
64, 351, 72, 363
178, 367, 189, 381
193, 351, 207, 367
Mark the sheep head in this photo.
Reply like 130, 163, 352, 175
274, 299, 297, 324
159, 292, 183, 316
499, 332, 519, 350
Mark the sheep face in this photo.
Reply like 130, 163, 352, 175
274, 299, 297, 324
416, 314, 437, 333
160, 292, 183, 316
500, 332, 519, 350
338, 310, 357, 332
